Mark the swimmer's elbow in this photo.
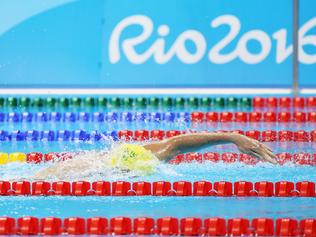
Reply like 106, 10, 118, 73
155, 147, 180, 162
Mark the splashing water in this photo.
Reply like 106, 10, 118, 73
0, 135, 316, 182
0, 138, 181, 182
1, 150, 315, 183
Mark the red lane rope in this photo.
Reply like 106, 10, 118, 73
20, 152, 316, 166
190, 111, 316, 123
0, 180, 315, 197
171, 152, 316, 165
119, 129, 316, 142
253, 96, 316, 109
2, 129, 316, 142
0, 216, 315, 235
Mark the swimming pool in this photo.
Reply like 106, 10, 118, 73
0, 96, 316, 236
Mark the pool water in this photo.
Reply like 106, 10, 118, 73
0, 96, 316, 226
1, 160, 316, 220
0, 196, 315, 220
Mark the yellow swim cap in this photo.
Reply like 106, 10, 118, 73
109, 144, 158, 175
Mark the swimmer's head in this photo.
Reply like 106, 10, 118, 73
109, 144, 159, 175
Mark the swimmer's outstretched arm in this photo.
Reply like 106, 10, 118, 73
143, 132, 277, 164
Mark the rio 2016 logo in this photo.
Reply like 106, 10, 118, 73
109, 14, 316, 65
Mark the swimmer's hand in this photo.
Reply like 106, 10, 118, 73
231, 134, 278, 164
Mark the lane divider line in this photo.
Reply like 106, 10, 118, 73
0, 216, 314, 235
1, 129, 316, 142
1, 111, 316, 123
0, 151, 316, 166
1, 152, 315, 166
0, 180, 315, 197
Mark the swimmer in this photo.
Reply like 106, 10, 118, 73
33, 132, 277, 180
